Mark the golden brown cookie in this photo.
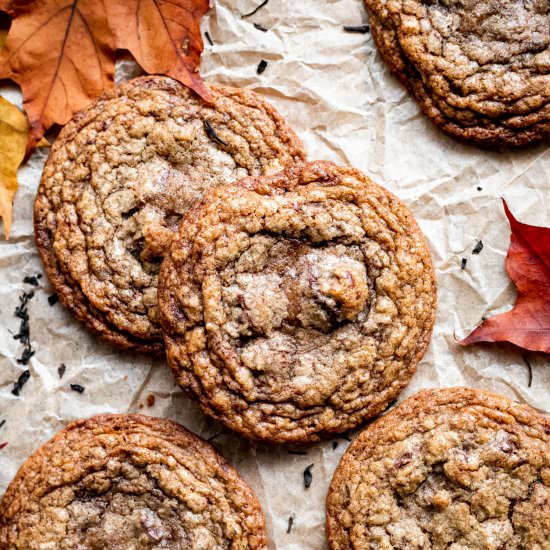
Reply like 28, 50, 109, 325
365, 0, 550, 146
34, 76, 306, 354
326, 387, 550, 549
0, 414, 267, 549
159, 161, 436, 443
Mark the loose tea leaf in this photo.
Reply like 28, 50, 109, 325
343, 24, 370, 33
253, 22, 268, 32
0, 96, 28, 238
461, 258, 467, 269
58, 363, 66, 379
70, 383, 85, 393
204, 119, 228, 146
47, 293, 59, 306
11, 369, 30, 396
286, 515, 294, 534
523, 355, 533, 387
13, 287, 36, 365
461, 200, 550, 354
472, 240, 484, 254
23, 274, 41, 286
303, 464, 314, 488
242, 0, 269, 18
257, 59, 268, 74
0, 442, 7, 450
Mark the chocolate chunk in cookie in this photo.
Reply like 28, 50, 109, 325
159, 161, 436, 443
327, 387, 550, 549
0, 414, 267, 549
365, 0, 550, 146
34, 76, 306, 354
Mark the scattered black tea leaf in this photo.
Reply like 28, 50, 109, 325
13, 289, 36, 365
204, 120, 228, 146
477, 186, 482, 191
522, 355, 533, 387
12, 369, 30, 396
461, 258, 467, 269
204, 31, 214, 46
472, 240, 483, 254
0, 442, 7, 450
70, 384, 85, 394
288, 449, 307, 455
343, 24, 370, 33
58, 363, 66, 379
23, 274, 41, 286
286, 515, 294, 534
253, 22, 268, 32
0, 419, 5, 430
303, 464, 314, 488
48, 293, 59, 306
257, 59, 268, 74
332, 440, 339, 450
242, 0, 269, 18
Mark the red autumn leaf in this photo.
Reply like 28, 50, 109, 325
461, 199, 550, 354
0, 0, 209, 152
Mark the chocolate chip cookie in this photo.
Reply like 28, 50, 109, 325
0, 414, 267, 549
326, 387, 550, 549
159, 161, 436, 443
34, 76, 306, 354
365, 0, 550, 146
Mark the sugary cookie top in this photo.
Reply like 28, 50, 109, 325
34, 76, 305, 353
327, 387, 550, 549
0, 414, 266, 550
365, 0, 550, 145
159, 161, 436, 443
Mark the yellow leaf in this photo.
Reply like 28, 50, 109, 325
0, 96, 28, 239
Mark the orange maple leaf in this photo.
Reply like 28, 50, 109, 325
461, 200, 550, 354
0, 0, 209, 152
106, 0, 209, 99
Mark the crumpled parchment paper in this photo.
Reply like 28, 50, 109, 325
1, 1, 549, 548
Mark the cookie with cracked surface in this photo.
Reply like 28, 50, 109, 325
0, 414, 267, 549
326, 387, 550, 549
34, 76, 306, 354
365, 0, 550, 146
159, 161, 436, 443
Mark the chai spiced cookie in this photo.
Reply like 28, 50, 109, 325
159, 161, 436, 443
34, 76, 306, 354
0, 414, 267, 549
326, 387, 550, 549
365, 0, 550, 146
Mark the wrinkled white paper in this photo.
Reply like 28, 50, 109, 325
1, 1, 549, 548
